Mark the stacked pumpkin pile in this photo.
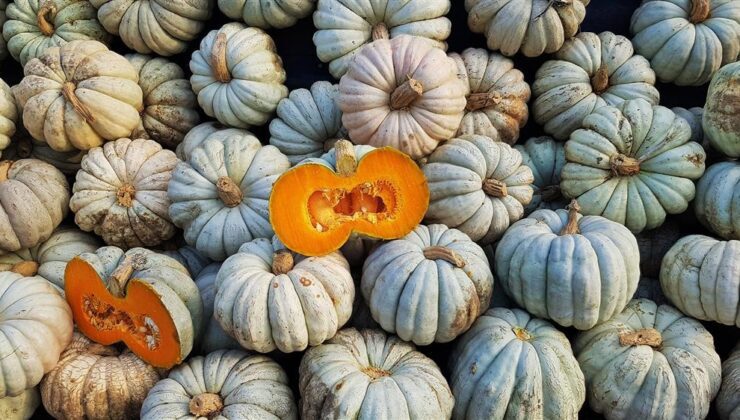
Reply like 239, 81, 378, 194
0, 0, 738, 419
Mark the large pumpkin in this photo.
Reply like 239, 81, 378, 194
533, 31, 659, 140
695, 161, 739, 239
515, 136, 567, 215
718, 343, 740, 420
338, 35, 467, 160
0, 79, 16, 157
635, 220, 681, 278
193, 263, 240, 353
575, 299, 721, 419
561, 99, 706, 233
299, 328, 454, 419
0, 388, 39, 420
423, 135, 534, 244
703, 62, 739, 158
361, 224, 493, 345
219, 0, 313, 29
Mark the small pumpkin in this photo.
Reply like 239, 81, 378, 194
141, 350, 297, 419
190, 23, 287, 129
575, 299, 721, 419
219, 0, 313, 29
4, 135, 84, 175
0, 388, 39, 420
533, 31, 659, 140
161, 245, 211, 278
515, 136, 567, 215
193, 263, 240, 354
695, 161, 739, 239
65, 246, 203, 368
0, 0, 6, 59
423, 135, 534, 244
703, 61, 739, 158
361, 224, 493, 345
635, 220, 681, 278
0, 79, 16, 157
718, 343, 740, 420
299, 328, 454, 419
338, 35, 467, 159
672, 106, 705, 145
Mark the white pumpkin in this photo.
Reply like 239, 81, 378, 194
193, 263, 240, 354
219, 0, 314, 29
695, 161, 739, 239
0, 79, 16, 157
515, 136, 568, 214
0, 388, 39, 420
718, 343, 740, 420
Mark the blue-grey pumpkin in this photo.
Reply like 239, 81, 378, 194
718, 343, 740, 420
515, 136, 567, 215
695, 161, 739, 240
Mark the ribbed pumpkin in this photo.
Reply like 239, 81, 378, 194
299, 328, 454, 419
215, 237, 354, 353
495, 201, 640, 330
161, 245, 211, 278
561, 99, 706, 233
313, 0, 451, 78
630, 0, 740, 86
361, 224, 493, 345
0, 79, 16, 157
672, 106, 705, 145
515, 136, 567, 215
703, 61, 739, 158
175, 121, 236, 161
4, 135, 84, 175
339, 35, 467, 160
635, 220, 681, 278
695, 162, 739, 239
219, 0, 313, 29
193, 263, 240, 353
190, 23, 287, 129
465, 0, 590, 57
575, 299, 721, 420
533, 31, 659, 140
450, 307, 585, 420
0, 0, 6, 59
423, 135, 534, 244
141, 350, 297, 419
718, 343, 740, 420
0, 388, 39, 420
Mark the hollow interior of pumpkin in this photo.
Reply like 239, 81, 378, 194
308, 180, 397, 232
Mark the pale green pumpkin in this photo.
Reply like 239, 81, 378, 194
515, 136, 567, 214
695, 161, 739, 239
218, 0, 314, 29
718, 343, 740, 420
703, 61, 740, 158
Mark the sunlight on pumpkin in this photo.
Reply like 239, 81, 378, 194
308, 181, 397, 232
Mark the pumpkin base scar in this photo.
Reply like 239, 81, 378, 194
82, 294, 161, 350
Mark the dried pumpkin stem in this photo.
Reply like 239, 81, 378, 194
466, 92, 502, 111
0, 161, 13, 182
689, 0, 710, 23
390, 78, 423, 110
619, 328, 662, 348
37, 2, 57, 37
372, 22, 390, 40
272, 250, 294, 275
512, 326, 532, 341
482, 179, 508, 197
116, 184, 136, 208
189, 393, 224, 418
540, 185, 562, 202
211, 33, 231, 83
334, 139, 357, 176
423, 246, 465, 268
560, 199, 581, 235
591, 64, 609, 94
7, 261, 40, 277
610, 153, 641, 176
108, 254, 147, 298
216, 176, 243, 207
62, 82, 96, 124
362, 365, 391, 379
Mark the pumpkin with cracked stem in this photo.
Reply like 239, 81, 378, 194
338, 35, 466, 160
0, 0, 6, 59
660, 235, 740, 327
672, 107, 705, 146
495, 201, 640, 330
219, 0, 314, 29
193, 263, 240, 353
141, 349, 297, 419
631, 0, 740, 86
2, 0, 110, 67
561, 99, 706, 233
14, 40, 143, 152
3, 134, 84, 175
703, 62, 740, 158
190, 23, 287, 129
423, 135, 534, 244
160, 245, 211, 278
299, 328, 454, 419
41, 332, 162, 420
718, 343, 740, 420
65, 246, 203, 368
515, 136, 568, 215
533, 31, 659, 140
0, 79, 16, 157
0, 388, 39, 420
635, 220, 681, 278
215, 236, 354, 353
575, 299, 721, 420
361, 224, 493, 345
695, 162, 739, 239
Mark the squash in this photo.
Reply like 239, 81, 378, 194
672, 106, 705, 145
465, 0, 590, 57
4, 135, 84, 175
161, 245, 211, 278
193, 263, 240, 354
630, 0, 740, 86
168, 129, 290, 261
660, 234, 740, 327
141, 349, 297, 419
703, 62, 740, 158
175, 121, 241, 161
190, 23, 287, 129
269, 81, 346, 165
0, 388, 39, 420
561, 99, 706, 233
0, 79, 16, 157
219, 0, 313, 29
126, 54, 200, 150
0, 0, 6, 59
270, 140, 428, 256
361, 224, 493, 345
449, 48, 530, 143
2, 0, 110, 66
450, 307, 585, 419
423, 135, 534, 244
299, 328, 454, 419
313, 0, 452, 78
575, 299, 721, 420
495, 201, 640, 330
89, 0, 212, 56
695, 162, 739, 239
533, 31, 659, 140
718, 343, 740, 420
338, 35, 467, 160
635, 220, 681, 278
14, 40, 143, 152
65, 246, 203, 368
41, 332, 162, 420
515, 136, 567, 215
215, 236, 354, 353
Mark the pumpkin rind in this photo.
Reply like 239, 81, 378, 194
194, 263, 240, 353
703, 61, 740, 158
515, 136, 568, 215
219, 0, 314, 29
695, 161, 739, 239
0, 79, 16, 157
0, 388, 39, 420
635, 220, 681, 278
718, 343, 740, 420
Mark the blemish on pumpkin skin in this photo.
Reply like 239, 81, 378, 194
685, 154, 705, 166
273, 283, 279, 288
300, 277, 312, 287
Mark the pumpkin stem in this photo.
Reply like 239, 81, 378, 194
116, 184, 136, 208
272, 250, 294, 275
559, 199, 581, 235
512, 326, 532, 341
211, 33, 231, 83
591, 64, 609, 94
390, 78, 423, 110
362, 365, 391, 379
189, 393, 224, 418
108, 253, 147, 298
0, 161, 13, 182
610, 153, 641, 176
7, 261, 40, 277
216, 176, 243, 207
334, 139, 357, 176
36, 2, 57, 37
619, 328, 662, 348
372, 22, 390, 40
466, 92, 502, 111
482, 179, 508, 197
423, 246, 465, 268
540, 185, 562, 202
62, 82, 96, 124
689, 0, 710, 23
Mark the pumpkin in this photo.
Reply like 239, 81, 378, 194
175, 121, 240, 161
89, 0, 212, 56
219, 0, 313, 29
422, 135, 534, 244
635, 220, 681, 278
0, 388, 39, 420
515, 136, 567, 215
65, 246, 203, 368
630, 0, 740, 86
215, 236, 354, 353
14, 40, 143, 152
703, 61, 740, 158
695, 162, 739, 239
126, 54, 200, 149
660, 234, 740, 327
168, 129, 290, 261
161, 245, 211, 278
672, 107, 705, 145
270, 140, 428, 256
338, 35, 467, 159
190, 23, 287, 129
574, 299, 721, 420
533, 31, 659, 140
41, 332, 162, 420
718, 343, 740, 420
141, 349, 297, 419
4, 135, 83, 175
2, 0, 110, 67
0, 0, 6, 59
193, 263, 240, 353
299, 328, 454, 419
0, 79, 16, 157
361, 224, 493, 345
561, 99, 706, 233
465, 0, 590, 57
449, 47, 530, 143
495, 201, 640, 330
269, 81, 346, 165
313, 0, 451, 78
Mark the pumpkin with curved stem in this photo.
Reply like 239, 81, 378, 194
0, 79, 16, 157
695, 162, 739, 239
161, 245, 211, 278
193, 263, 240, 353
635, 220, 681, 278
672, 107, 705, 145
718, 343, 740, 420
703, 62, 740, 158
219, 0, 314, 29
0, 388, 39, 420
515, 136, 567, 215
